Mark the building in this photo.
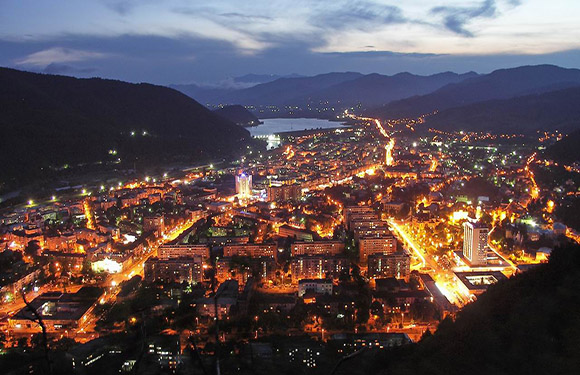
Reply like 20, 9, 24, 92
353, 225, 391, 241
223, 243, 277, 260
235, 172, 252, 198
143, 215, 165, 236
215, 256, 276, 285
454, 271, 508, 296
368, 252, 410, 279
463, 221, 489, 266
278, 225, 314, 241
343, 206, 375, 228
144, 256, 204, 284
157, 244, 210, 260
290, 256, 349, 282
291, 241, 344, 257
359, 235, 398, 263
9, 287, 103, 331
298, 279, 333, 297
266, 184, 302, 202
196, 280, 239, 318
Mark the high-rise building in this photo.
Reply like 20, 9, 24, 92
359, 235, 397, 263
368, 252, 410, 280
463, 221, 489, 266
235, 172, 252, 198
290, 256, 349, 282
144, 256, 204, 284
266, 183, 301, 202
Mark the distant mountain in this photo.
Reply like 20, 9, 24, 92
0, 67, 250, 186
374, 65, 580, 119
217, 72, 364, 106
169, 83, 234, 106
546, 129, 580, 163
304, 71, 478, 108
170, 73, 304, 105
232, 73, 303, 85
172, 71, 478, 113
214, 105, 262, 127
423, 86, 580, 134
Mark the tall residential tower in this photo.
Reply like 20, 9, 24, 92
463, 220, 489, 266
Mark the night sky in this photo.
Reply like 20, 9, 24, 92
1, 0, 579, 85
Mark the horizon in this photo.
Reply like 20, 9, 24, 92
1, 0, 580, 85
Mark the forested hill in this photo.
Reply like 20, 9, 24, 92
0, 67, 250, 187
546, 129, 580, 163
214, 105, 262, 126
423, 86, 580, 134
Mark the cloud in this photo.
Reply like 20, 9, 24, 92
431, 0, 498, 37
219, 12, 273, 22
312, 1, 406, 30
101, 0, 156, 16
15, 47, 107, 66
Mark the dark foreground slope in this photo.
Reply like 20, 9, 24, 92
0, 68, 250, 186
546, 129, 580, 163
366, 244, 580, 375
214, 105, 262, 126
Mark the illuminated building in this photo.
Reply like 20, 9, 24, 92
266, 183, 302, 202
216, 256, 276, 284
359, 235, 398, 263
9, 287, 103, 331
368, 252, 410, 280
298, 279, 333, 297
278, 225, 314, 242
354, 226, 391, 242
463, 221, 489, 266
158, 244, 210, 260
223, 243, 277, 260
290, 256, 349, 282
235, 172, 252, 198
143, 215, 165, 236
343, 206, 376, 229
454, 271, 507, 296
144, 256, 203, 284
291, 241, 344, 257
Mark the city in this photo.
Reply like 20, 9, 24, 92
2, 1, 580, 374
1, 107, 577, 373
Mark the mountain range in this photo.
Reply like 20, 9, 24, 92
172, 71, 478, 109
172, 66, 580, 135
0, 67, 250, 188
373, 65, 580, 120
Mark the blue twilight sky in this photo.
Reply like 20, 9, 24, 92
1, 0, 579, 85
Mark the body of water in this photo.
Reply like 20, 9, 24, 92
248, 118, 348, 137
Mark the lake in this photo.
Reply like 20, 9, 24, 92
248, 118, 348, 137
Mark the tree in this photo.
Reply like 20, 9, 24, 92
24, 240, 41, 257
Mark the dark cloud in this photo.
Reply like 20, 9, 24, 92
102, 0, 156, 16
219, 12, 273, 22
312, 1, 406, 30
431, 0, 498, 37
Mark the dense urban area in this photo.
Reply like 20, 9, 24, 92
1, 108, 578, 374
